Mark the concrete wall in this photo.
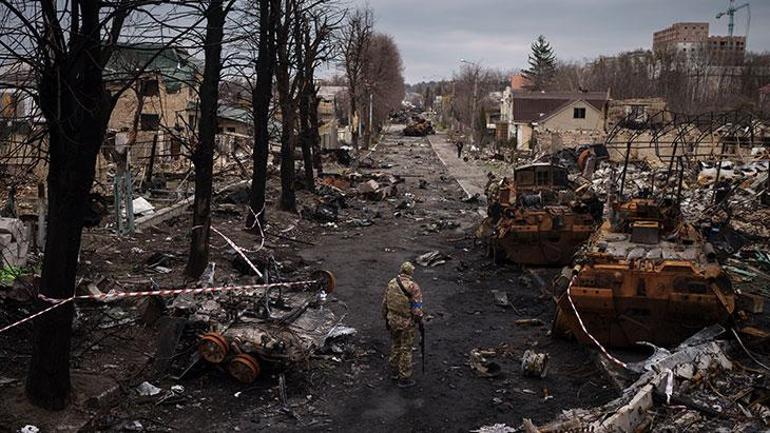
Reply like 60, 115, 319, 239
515, 123, 533, 150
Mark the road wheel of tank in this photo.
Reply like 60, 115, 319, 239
311, 270, 336, 294
228, 354, 261, 384
198, 332, 228, 364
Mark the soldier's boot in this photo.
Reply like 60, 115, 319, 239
397, 378, 416, 388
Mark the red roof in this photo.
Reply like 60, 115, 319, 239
510, 73, 532, 90
512, 91, 609, 123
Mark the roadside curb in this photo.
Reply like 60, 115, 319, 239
426, 133, 478, 200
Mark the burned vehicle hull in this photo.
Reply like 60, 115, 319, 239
552, 200, 735, 348
491, 208, 595, 266
194, 271, 345, 384
485, 163, 602, 266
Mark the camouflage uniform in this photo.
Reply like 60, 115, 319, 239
382, 263, 424, 380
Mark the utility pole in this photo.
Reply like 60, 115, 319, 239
368, 92, 373, 148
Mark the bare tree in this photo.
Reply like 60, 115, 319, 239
0, 0, 193, 409
186, 0, 235, 278
339, 7, 373, 149
296, 5, 339, 189
274, 0, 301, 211
361, 33, 405, 142
246, 0, 280, 228
450, 65, 502, 145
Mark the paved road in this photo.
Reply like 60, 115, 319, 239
427, 132, 489, 199
287, 129, 613, 432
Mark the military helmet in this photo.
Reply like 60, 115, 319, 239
400, 261, 415, 276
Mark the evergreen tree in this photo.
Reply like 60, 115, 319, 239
522, 35, 557, 90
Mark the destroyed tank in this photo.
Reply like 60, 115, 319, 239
552, 198, 735, 348
196, 271, 338, 384
484, 163, 602, 266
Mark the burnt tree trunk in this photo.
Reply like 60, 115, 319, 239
275, 0, 297, 212
295, 14, 314, 194
247, 0, 278, 229
298, 88, 315, 191
26, 128, 105, 410
277, 85, 297, 211
186, 0, 226, 278
309, 87, 323, 175
26, 3, 115, 410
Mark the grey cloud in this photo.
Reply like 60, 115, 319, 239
358, 0, 769, 83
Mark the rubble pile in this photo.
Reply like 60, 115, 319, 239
522, 327, 770, 433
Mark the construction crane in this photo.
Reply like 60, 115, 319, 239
716, 0, 750, 37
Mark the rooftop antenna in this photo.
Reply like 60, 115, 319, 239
716, 0, 750, 37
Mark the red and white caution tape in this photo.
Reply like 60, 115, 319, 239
211, 226, 264, 279
0, 280, 318, 335
0, 297, 76, 334
565, 276, 629, 370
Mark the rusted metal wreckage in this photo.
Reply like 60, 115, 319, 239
483, 162, 603, 266
552, 198, 735, 348
194, 270, 345, 384
550, 110, 765, 349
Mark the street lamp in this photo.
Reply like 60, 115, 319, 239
460, 59, 480, 146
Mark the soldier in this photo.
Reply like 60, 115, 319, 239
382, 261, 424, 388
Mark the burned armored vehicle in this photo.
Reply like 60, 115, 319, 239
190, 271, 349, 384
552, 198, 735, 348
483, 163, 603, 266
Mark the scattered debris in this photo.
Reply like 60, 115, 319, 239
131, 197, 155, 217
469, 348, 502, 378
471, 424, 517, 433
490, 290, 510, 308
520, 350, 549, 378
522, 330, 770, 433
415, 250, 451, 267
136, 381, 162, 397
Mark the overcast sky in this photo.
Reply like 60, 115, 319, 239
353, 0, 770, 83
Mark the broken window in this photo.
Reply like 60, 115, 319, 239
573, 107, 586, 119
170, 137, 182, 158
140, 79, 160, 97
140, 113, 160, 131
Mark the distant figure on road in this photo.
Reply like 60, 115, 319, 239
381, 262, 424, 388
456, 140, 464, 159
